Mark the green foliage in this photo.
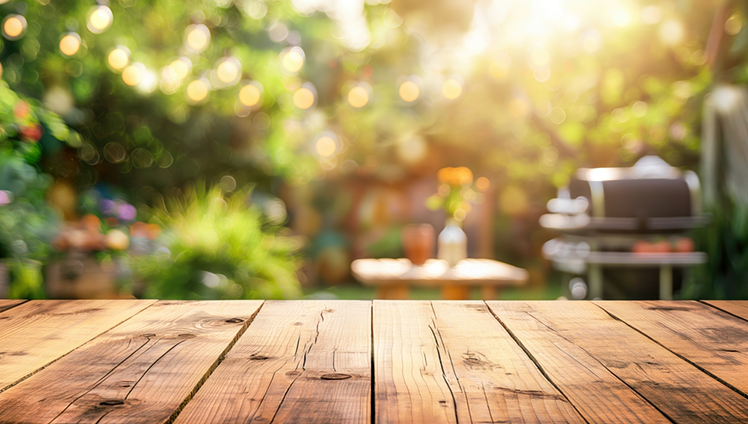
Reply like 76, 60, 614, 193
134, 185, 302, 299
683, 202, 748, 300
0, 82, 77, 298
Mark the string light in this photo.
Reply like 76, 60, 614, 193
315, 136, 337, 157
59, 33, 81, 57
347, 86, 369, 108
137, 69, 157, 93
187, 78, 210, 103
293, 84, 316, 109
239, 81, 263, 107
185, 24, 210, 52
170, 57, 191, 80
122, 62, 145, 86
216, 57, 241, 85
280, 46, 305, 73
87, 5, 113, 33
442, 78, 463, 100
2, 14, 26, 40
399, 80, 419, 102
159, 65, 181, 94
107, 46, 130, 71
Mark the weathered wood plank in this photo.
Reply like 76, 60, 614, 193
0, 299, 155, 392
488, 301, 748, 423
596, 300, 748, 397
374, 300, 584, 424
703, 300, 748, 322
173, 300, 371, 424
487, 301, 672, 424
0, 299, 25, 313
0, 300, 262, 424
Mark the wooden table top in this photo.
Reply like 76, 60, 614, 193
0, 299, 747, 423
352, 258, 529, 286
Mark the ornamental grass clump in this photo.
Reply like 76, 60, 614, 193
134, 185, 302, 300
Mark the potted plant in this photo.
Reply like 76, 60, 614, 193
426, 167, 488, 266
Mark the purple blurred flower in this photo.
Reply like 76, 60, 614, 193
100, 199, 116, 215
117, 203, 137, 221
0, 191, 11, 205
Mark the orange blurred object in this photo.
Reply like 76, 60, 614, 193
401, 224, 435, 266
147, 224, 162, 240
437, 167, 473, 186
632, 240, 672, 254
674, 237, 695, 253
81, 214, 101, 232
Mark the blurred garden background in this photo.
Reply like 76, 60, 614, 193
1, 0, 748, 301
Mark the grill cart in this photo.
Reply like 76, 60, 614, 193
541, 156, 709, 300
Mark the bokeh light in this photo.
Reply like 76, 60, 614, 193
239, 81, 263, 107
170, 57, 191, 80
2, 15, 26, 40
137, 69, 158, 94
347, 86, 369, 108
399, 80, 420, 102
293, 85, 316, 109
59, 33, 81, 57
159, 65, 181, 94
122, 62, 145, 86
725, 14, 743, 36
489, 54, 511, 79
187, 78, 210, 103
315, 136, 337, 157
442, 78, 463, 100
610, 8, 631, 28
87, 5, 113, 33
216, 57, 241, 85
185, 24, 211, 52
107, 46, 130, 71
280, 46, 305, 73
659, 19, 684, 45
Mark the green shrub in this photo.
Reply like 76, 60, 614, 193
134, 185, 302, 300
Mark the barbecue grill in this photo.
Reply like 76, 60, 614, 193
541, 156, 708, 300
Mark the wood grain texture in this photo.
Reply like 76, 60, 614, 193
487, 301, 672, 424
173, 300, 371, 424
373, 300, 584, 424
703, 300, 748, 322
0, 299, 155, 391
0, 300, 262, 424
596, 300, 748, 396
0, 299, 25, 313
487, 301, 748, 424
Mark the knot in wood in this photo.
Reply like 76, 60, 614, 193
225, 318, 244, 324
99, 400, 125, 406
320, 373, 352, 380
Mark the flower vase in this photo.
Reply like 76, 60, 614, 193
437, 218, 467, 267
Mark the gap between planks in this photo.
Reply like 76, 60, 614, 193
0, 299, 28, 314
488, 301, 748, 424
485, 301, 676, 424
594, 301, 748, 400
0, 300, 264, 424
166, 300, 265, 424
700, 300, 748, 323
0, 299, 157, 394
481, 301, 594, 424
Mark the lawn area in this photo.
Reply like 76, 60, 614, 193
305, 280, 564, 301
